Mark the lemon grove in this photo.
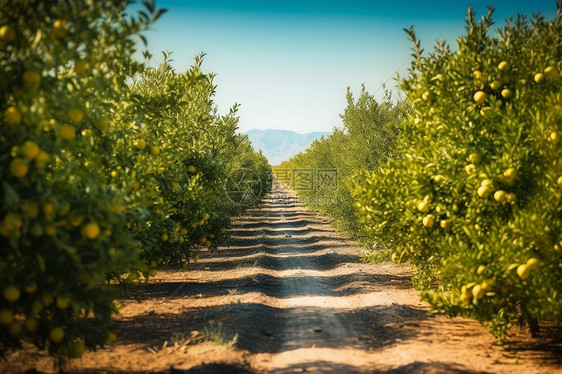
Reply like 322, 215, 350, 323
279, 5, 561, 341
0, 0, 271, 362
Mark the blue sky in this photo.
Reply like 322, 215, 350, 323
135, 1, 558, 133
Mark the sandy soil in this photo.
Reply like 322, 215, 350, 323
2, 179, 561, 373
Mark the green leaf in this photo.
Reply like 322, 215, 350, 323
36, 254, 46, 272
3, 182, 19, 207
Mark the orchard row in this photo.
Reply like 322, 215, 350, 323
278, 5, 561, 340
1, 0, 271, 361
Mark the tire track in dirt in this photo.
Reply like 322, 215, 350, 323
245, 188, 377, 371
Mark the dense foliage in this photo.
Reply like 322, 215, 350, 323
281, 4, 562, 341
0, 0, 270, 361
276, 87, 408, 233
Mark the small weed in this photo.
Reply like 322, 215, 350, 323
203, 321, 238, 346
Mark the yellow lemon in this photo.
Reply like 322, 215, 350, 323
526, 258, 539, 269
23, 282, 37, 294
0, 309, 14, 325
23, 70, 41, 88
481, 179, 492, 187
516, 264, 531, 279
34, 151, 49, 169
0, 25, 16, 42
422, 214, 435, 228
53, 20, 69, 39
20, 140, 40, 159
504, 167, 518, 180
81, 222, 100, 239
67, 107, 84, 123
465, 164, 476, 174
133, 139, 146, 150
10, 158, 29, 178
59, 125, 76, 140
56, 296, 70, 309
150, 145, 161, 155
489, 80, 502, 90
494, 190, 506, 202
468, 153, 481, 164
534, 73, 545, 83
472, 284, 485, 299
4, 106, 22, 125
477, 185, 491, 198
43, 224, 56, 237
417, 200, 430, 213
473, 91, 487, 104
49, 327, 65, 343
96, 117, 109, 131
544, 66, 559, 80
498, 61, 510, 72
433, 175, 446, 184
43, 202, 55, 215
71, 339, 86, 357
3, 286, 20, 302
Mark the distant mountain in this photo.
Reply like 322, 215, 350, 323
244, 129, 329, 166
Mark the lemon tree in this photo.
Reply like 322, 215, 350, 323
0, 0, 271, 364
0, 0, 165, 359
354, 6, 561, 340
107, 53, 271, 272
276, 87, 407, 233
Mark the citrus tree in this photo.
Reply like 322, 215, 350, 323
0, 0, 271, 363
0, 0, 165, 359
277, 87, 407, 233
108, 52, 271, 272
354, 5, 561, 340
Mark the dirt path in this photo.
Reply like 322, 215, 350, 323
4, 180, 561, 373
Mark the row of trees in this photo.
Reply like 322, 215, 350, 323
278, 4, 561, 340
1, 0, 271, 362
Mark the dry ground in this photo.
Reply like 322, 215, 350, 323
3, 180, 561, 373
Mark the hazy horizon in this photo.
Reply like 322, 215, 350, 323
244, 129, 330, 165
